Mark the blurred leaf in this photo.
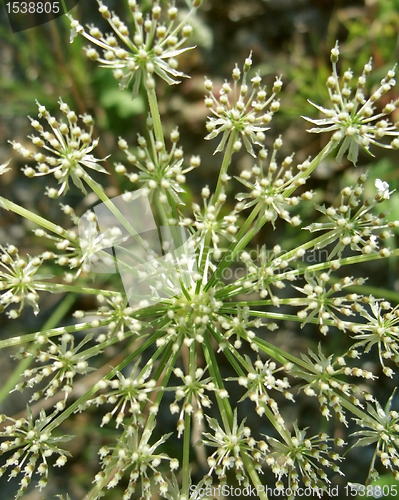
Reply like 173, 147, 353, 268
355, 475, 399, 499
100, 88, 145, 118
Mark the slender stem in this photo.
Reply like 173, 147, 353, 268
241, 452, 269, 500
203, 330, 233, 430
284, 247, 399, 278
0, 319, 111, 350
336, 283, 399, 303
214, 130, 238, 201
0, 293, 77, 405
181, 412, 191, 492
195, 232, 212, 295
215, 237, 399, 300
83, 330, 176, 500
83, 174, 143, 243
0, 197, 70, 237
283, 140, 337, 197
250, 334, 309, 369
141, 339, 180, 432
205, 203, 261, 291
195, 133, 239, 293
209, 323, 250, 374
154, 192, 169, 228
182, 342, 196, 495
35, 282, 121, 296
338, 395, 374, 422
147, 87, 165, 148
219, 307, 337, 328
251, 333, 374, 426
205, 326, 268, 499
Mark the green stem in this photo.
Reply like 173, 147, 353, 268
0, 197, 70, 237
219, 307, 337, 329
285, 247, 399, 279
338, 395, 374, 422
250, 332, 374, 427
182, 411, 192, 494
214, 130, 238, 201
35, 282, 121, 296
195, 232, 212, 295
141, 339, 180, 432
209, 325, 290, 442
195, 133, 239, 294
182, 342, 196, 496
203, 330, 233, 430
283, 140, 337, 197
209, 323, 250, 374
250, 334, 310, 370
83, 174, 143, 243
216, 239, 399, 301
336, 283, 399, 303
0, 319, 111, 350
205, 203, 261, 292
0, 293, 77, 405
242, 452, 269, 500
251, 334, 380, 433
154, 192, 169, 228
206, 327, 268, 499
147, 87, 165, 148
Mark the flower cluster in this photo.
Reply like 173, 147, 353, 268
237, 244, 297, 304
291, 273, 366, 334
11, 99, 107, 197
289, 346, 375, 425
76, 294, 143, 341
264, 423, 344, 496
305, 175, 397, 258
236, 139, 314, 226
118, 127, 200, 209
82, 363, 158, 428
0, 245, 49, 318
352, 300, 399, 374
204, 54, 282, 156
162, 288, 224, 345
14, 332, 94, 403
201, 410, 262, 484
0, 408, 71, 498
234, 357, 293, 416
2, 1, 399, 498
190, 186, 238, 256
351, 391, 399, 480
304, 42, 399, 165
169, 365, 217, 436
70, 0, 200, 98
94, 420, 178, 500
217, 305, 276, 351
33, 205, 124, 280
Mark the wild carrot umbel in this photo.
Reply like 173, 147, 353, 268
1, 2, 399, 500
